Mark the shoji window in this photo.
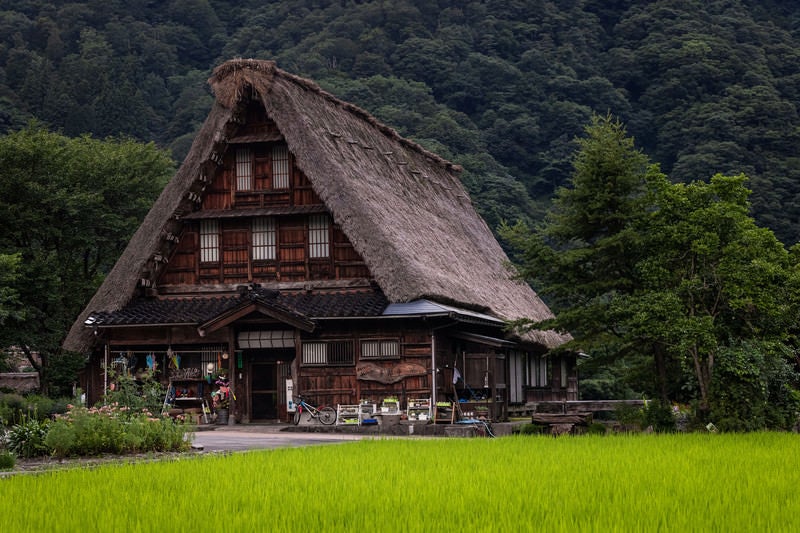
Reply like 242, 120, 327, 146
272, 145, 289, 189
200, 220, 219, 263
308, 215, 329, 258
251, 217, 276, 261
236, 147, 253, 190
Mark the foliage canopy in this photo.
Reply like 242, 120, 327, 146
0, 1, 799, 242
0, 125, 173, 394
502, 115, 800, 429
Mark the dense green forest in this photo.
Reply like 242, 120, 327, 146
2, 0, 800, 242
3, 1, 800, 427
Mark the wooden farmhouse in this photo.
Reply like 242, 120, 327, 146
64, 59, 573, 425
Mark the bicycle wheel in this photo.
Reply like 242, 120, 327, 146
319, 406, 337, 425
293, 407, 302, 425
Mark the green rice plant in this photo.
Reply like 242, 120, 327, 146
0, 433, 798, 531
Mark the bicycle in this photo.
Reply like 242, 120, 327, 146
292, 394, 337, 425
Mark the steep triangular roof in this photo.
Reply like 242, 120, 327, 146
64, 58, 569, 353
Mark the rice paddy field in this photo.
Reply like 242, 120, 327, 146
1, 432, 798, 532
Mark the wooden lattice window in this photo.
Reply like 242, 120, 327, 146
361, 340, 400, 359
252, 217, 276, 261
236, 147, 253, 190
272, 145, 289, 189
200, 220, 219, 263
528, 355, 548, 388
302, 340, 354, 366
308, 215, 329, 258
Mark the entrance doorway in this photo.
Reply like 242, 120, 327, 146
251, 362, 278, 420
250, 359, 292, 421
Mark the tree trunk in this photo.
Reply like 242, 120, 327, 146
690, 345, 711, 415
20, 343, 47, 395
653, 343, 669, 404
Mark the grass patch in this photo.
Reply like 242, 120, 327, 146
1, 433, 797, 531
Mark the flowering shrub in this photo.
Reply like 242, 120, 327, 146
45, 403, 192, 458
103, 369, 166, 415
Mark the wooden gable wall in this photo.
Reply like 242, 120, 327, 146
159, 100, 370, 287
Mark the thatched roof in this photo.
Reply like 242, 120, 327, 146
64, 58, 569, 353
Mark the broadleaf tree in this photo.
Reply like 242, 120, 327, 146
0, 124, 173, 395
502, 114, 800, 429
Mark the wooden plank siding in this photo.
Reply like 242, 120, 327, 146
159, 130, 368, 285
161, 216, 367, 285
297, 328, 433, 408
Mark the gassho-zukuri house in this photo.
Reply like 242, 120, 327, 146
64, 58, 574, 425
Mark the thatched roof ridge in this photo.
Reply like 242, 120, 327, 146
64, 58, 568, 353
210, 58, 461, 173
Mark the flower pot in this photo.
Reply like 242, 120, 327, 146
216, 408, 229, 425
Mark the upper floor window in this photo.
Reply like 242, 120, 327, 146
308, 215, 329, 258
200, 220, 219, 263
252, 217, 276, 261
236, 147, 253, 190
272, 145, 289, 189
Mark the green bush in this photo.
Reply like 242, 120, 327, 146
0, 393, 70, 426
642, 401, 677, 433
586, 422, 607, 435
614, 403, 644, 429
22, 394, 70, 420
7, 416, 49, 458
709, 341, 800, 432
1, 384, 189, 459
45, 405, 192, 457
0, 450, 15, 470
43, 420, 76, 459
103, 370, 166, 416
0, 393, 26, 425
516, 423, 547, 435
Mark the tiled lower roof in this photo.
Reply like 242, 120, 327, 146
85, 289, 389, 327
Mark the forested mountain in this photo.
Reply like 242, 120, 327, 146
2, 0, 800, 242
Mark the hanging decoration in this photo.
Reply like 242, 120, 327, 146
167, 347, 180, 369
